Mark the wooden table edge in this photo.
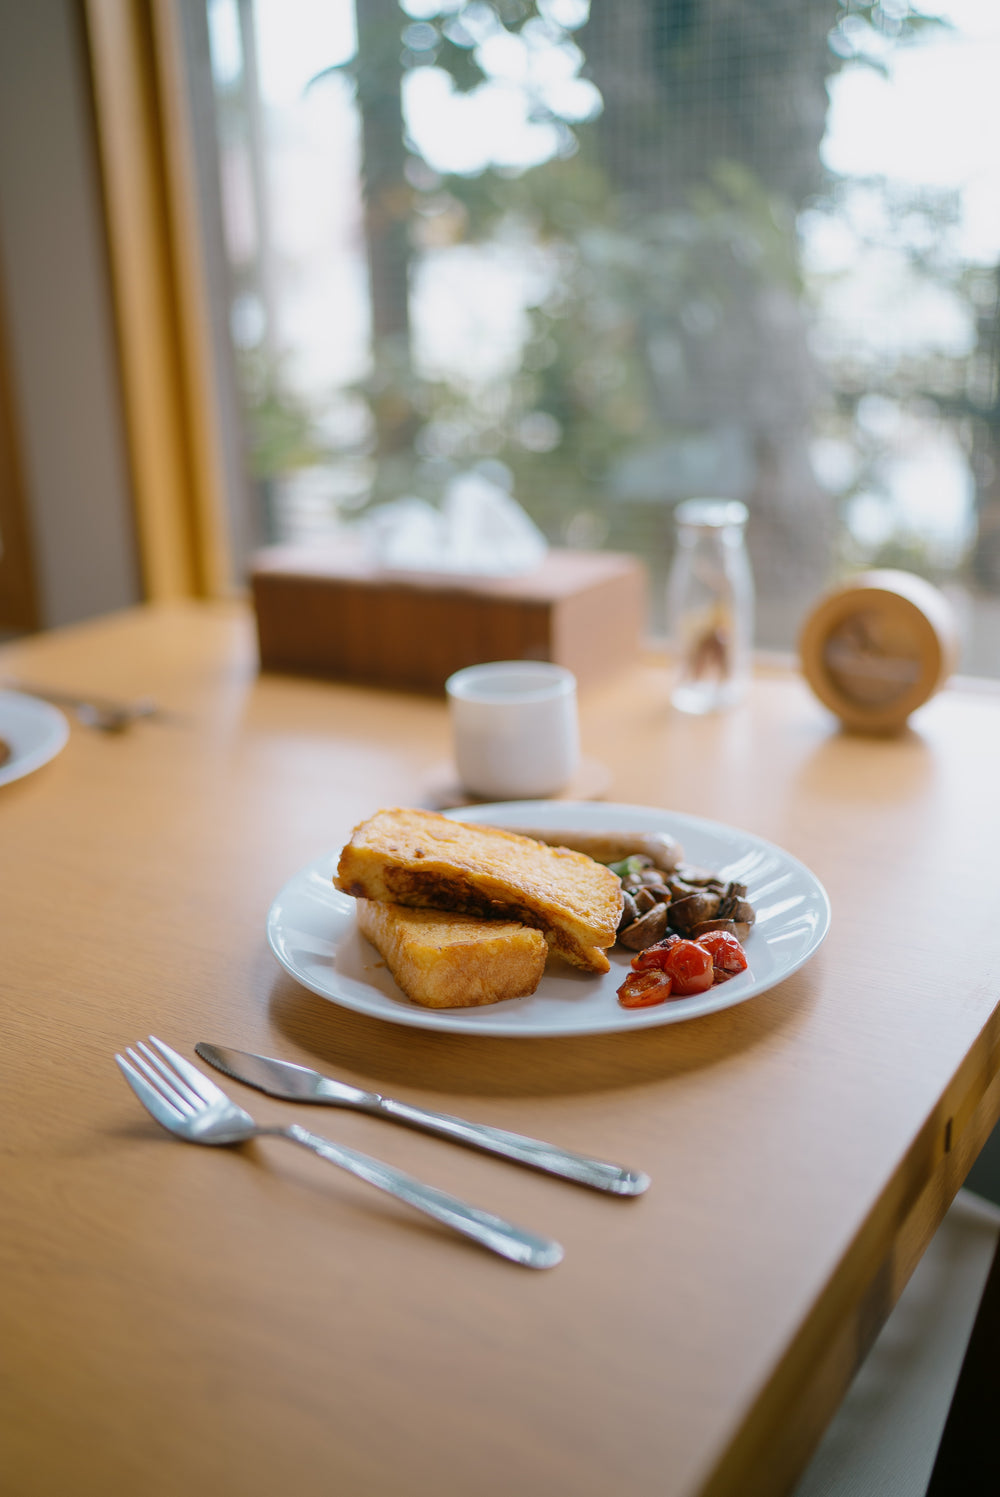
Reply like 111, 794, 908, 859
698, 1007, 1000, 1497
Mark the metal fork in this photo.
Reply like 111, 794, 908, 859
116, 1038, 563, 1269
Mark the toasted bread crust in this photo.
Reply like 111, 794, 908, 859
357, 899, 547, 1008
337, 808, 622, 973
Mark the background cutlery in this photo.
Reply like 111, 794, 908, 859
2, 679, 158, 733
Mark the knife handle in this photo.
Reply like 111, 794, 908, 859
373, 1098, 650, 1196
280, 1125, 563, 1269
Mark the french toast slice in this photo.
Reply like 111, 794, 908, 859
356, 899, 547, 1008
336, 807, 623, 973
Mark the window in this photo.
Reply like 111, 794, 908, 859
203, 0, 1000, 673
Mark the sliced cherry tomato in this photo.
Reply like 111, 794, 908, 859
659, 939, 714, 996
617, 969, 673, 1008
630, 934, 682, 972
695, 930, 749, 978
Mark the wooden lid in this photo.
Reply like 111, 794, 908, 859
798, 570, 959, 733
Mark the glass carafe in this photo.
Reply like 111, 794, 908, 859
666, 498, 754, 713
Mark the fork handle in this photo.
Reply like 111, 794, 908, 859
278, 1124, 563, 1269
371, 1098, 651, 1196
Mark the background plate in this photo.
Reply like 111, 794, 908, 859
266, 801, 831, 1037
0, 692, 70, 789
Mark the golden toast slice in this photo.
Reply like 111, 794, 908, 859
356, 899, 547, 1008
336, 807, 623, 973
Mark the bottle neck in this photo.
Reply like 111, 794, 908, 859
676, 524, 747, 548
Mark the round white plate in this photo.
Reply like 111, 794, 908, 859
266, 801, 831, 1037
0, 691, 70, 789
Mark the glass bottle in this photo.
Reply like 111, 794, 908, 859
666, 498, 754, 713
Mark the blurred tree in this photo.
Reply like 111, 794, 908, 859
968, 264, 1000, 588
237, 349, 338, 542
574, 0, 839, 599
354, 0, 419, 467
801, 174, 1000, 590
315, 0, 964, 622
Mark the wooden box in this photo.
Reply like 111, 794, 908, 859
250, 543, 646, 693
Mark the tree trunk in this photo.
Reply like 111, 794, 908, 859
579, 0, 839, 611
354, 0, 417, 457
969, 265, 1000, 589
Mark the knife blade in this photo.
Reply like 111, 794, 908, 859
195, 1042, 650, 1196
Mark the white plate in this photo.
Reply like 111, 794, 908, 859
266, 801, 831, 1038
0, 691, 70, 789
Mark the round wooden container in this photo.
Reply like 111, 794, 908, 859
798, 570, 959, 733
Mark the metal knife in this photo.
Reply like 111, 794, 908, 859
195, 1043, 650, 1196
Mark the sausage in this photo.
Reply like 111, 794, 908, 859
493, 827, 684, 872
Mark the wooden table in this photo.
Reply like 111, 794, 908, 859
4, 602, 1000, 1497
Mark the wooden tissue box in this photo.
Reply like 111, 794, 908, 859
250, 543, 646, 693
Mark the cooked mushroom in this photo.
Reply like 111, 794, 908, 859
617, 902, 671, 950
729, 910, 755, 940
667, 875, 725, 901
614, 861, 755, 951
690, 918, 740, 940
667, 891, 721, 935
672, 863, 723, 888
632, 886, 659, 916
716, 885, 756, 940
617, 889, 640, 931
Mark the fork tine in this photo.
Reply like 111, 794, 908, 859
146, 1036, 228, 1107
116, 1053, 189, 1132
129, 1046, 198, 1115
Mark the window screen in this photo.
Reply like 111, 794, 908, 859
206, 0, 1000, 671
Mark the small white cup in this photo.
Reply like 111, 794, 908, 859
445, 660, 580, 800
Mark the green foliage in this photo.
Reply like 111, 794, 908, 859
828, 0, 949, 75
269, 0, 996, 604
311, 1, 567, 109
236, 351, 335, 482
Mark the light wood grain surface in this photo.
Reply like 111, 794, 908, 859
3, 602, 1000, 1497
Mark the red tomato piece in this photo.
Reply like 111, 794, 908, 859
630, 934, 682, 972
695, 930, 749, 978
659, 939, 715, 996
617, 969, 673, 1008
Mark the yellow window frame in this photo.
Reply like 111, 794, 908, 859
83, 0, 233, 601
